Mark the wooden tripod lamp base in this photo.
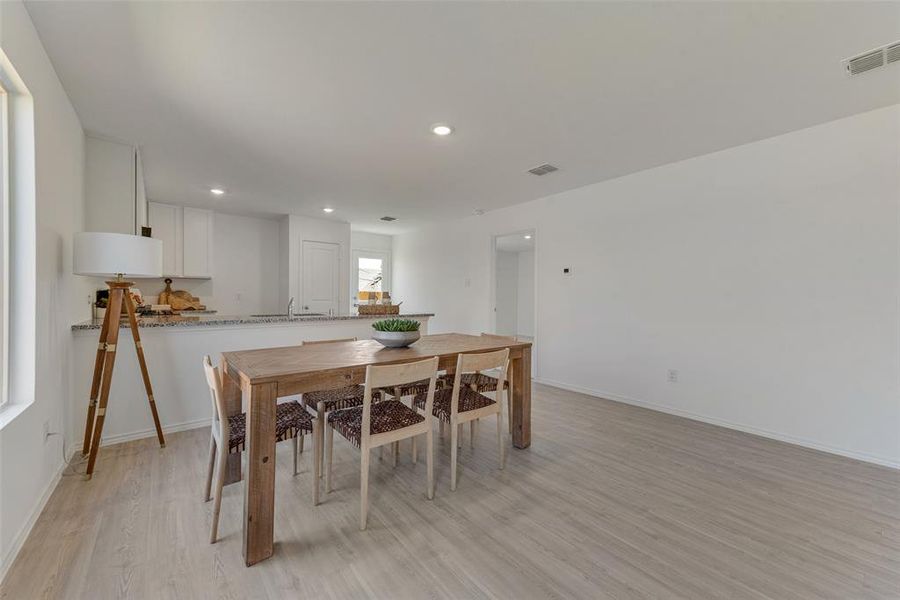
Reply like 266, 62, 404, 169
74, 231, 166, 480
81, 280, 166, 479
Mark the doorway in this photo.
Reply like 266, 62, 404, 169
492, 230, 535, 346
302, 240, 340, 315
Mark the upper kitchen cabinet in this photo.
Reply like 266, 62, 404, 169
148, 202, 213, 278
85, 135, 147, 234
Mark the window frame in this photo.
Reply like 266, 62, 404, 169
0, 80, 8, 410
0, 49, 36, 428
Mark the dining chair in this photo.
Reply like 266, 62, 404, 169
300, 338, 382, 489
201, 355, 316, 542
325, 356, 439, 530
416, 348, 509, 491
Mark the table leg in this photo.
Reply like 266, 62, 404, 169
243, 381, 278, 566
511, 346, 532, 449
221, 357, 243, 485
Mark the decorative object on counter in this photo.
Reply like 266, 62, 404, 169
158, 278, 206, 311
371, 318, 421, 347
358, 302, 401, 315
73, 232, 166, 479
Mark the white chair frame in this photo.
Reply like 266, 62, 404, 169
202, 355, 316, 543
325, 356, 439, 530
445, 348, 509, 491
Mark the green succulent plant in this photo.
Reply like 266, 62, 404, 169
372, 318, 421, 332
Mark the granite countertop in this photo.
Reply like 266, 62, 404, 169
71, 313, 435, 331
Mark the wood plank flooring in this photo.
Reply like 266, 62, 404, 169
2, 383, 898, 599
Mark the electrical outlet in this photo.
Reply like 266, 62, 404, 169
563, 267, 572, 275
667, 369, 679, 383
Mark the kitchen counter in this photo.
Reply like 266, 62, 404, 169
70, 312, 433, 446
71, 312, 435, 331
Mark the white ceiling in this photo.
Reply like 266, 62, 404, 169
24, 1, 900, 233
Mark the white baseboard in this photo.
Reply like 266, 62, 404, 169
532, 377, 900, 470
0, 448, 73, 585
100, 417, 211, 447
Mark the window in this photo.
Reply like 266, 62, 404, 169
359, 257, 384, 293
0, 49, 36, 425
0, 81, 8, 409
352, 250, 391, 307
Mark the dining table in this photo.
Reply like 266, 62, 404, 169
220, 333, 533, 566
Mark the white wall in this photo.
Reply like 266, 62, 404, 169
394, 105, 900, 468
209, 213, 280, 314
495, 250, 518, 335
351, 231, 392, 254
284, 215, 351, 314
130, 211, 281, 315
0, 0, 92, 579
517, 250, 534, 337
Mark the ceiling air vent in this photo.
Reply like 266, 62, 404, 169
528, 163, 559, 176
886, 42, 900, 65
843, 40, 900, 76
380, 216, 397, 222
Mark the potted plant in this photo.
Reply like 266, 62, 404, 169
371, 318, 421, 348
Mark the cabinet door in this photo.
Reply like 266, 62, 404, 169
182, 207, 213, 277
148, 202, 182, 276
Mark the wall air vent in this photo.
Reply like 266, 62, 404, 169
844, 40, 900, 76
380, 216, 397, 222
528, 163, 559, 176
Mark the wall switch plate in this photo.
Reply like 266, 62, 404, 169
563, 267, 572, 275
667, 369, 679, 383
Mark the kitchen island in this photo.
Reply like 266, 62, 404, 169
70, 313, 433, 446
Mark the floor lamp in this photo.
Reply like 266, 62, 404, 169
74, 232, 165, 479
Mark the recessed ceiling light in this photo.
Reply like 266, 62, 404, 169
210, 188, 225, 195
322, 207, 334, 213
524, 235, 532, 240
431, 124, 453, 136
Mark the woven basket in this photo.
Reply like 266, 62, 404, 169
357, 304, 400, 316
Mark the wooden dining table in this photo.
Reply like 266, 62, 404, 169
220, 333, 533, 566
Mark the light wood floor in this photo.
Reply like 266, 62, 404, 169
3, 383, 899, 599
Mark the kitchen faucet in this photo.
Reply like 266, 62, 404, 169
287, 297, 295, 319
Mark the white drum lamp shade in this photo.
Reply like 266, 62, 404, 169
73, 232, 163, 278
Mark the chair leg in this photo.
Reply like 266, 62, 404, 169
299, 432, 304, 454
360, 447, 370, 531
470, 420, 476, 449
313, 424, 321, 505
326, 424, 335, 493
426, 428, 434, 500
497, 411, 505, 470
439, 420, 445, 439
293, 435, 299, 476
317, 405, 325, 478
450, 420, 459, 491
210, 445, 227, 544
411, 434, 418, 465
204, 434, 216, 502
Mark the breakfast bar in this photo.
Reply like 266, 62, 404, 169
70, 313, 434, 447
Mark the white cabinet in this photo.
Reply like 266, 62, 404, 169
147, 202, 212, 278
85, 136, 139, 234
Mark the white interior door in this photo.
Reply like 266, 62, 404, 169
302, 240, 340, 315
